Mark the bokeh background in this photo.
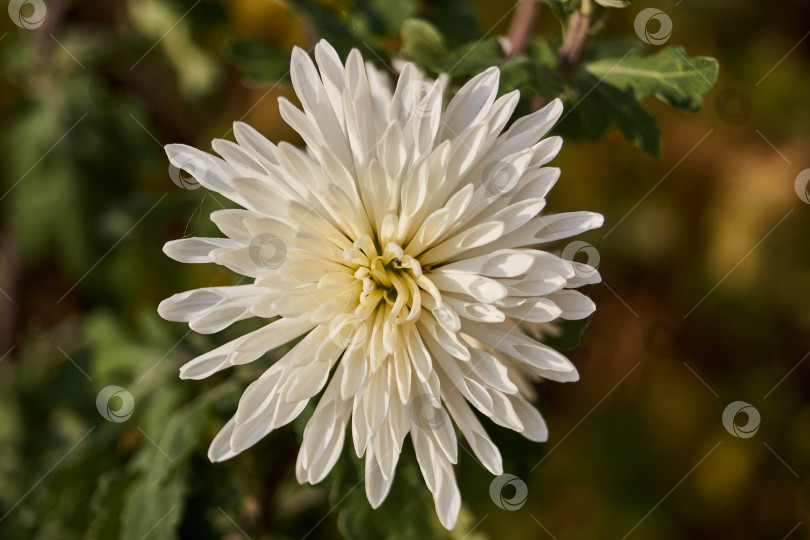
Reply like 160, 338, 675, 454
1, 0, 809, 539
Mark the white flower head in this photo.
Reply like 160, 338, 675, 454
158, 39, 602, 529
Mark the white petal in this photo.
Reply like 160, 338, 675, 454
440, 66, 499, 141
179, 317, 316, 379
364, 366, 390, 434
433, 459, 461, 530
411, 425, 439, 492
212, 138, 267, 177
165, 144, 241, 199
547, 289, 596, 320
437, 249, 534, 278
314, 40, 346, 123
163, 237, 239, 264
429, 273, 507, 303
502, 98, 563, 151
232, 122, 280, 168
530, 136, 563, 168
509, 394, 548, 442
229, 177, 293, 219
365, 447, 394, 508
442, 390, 503, 475
208, 416, 239, 462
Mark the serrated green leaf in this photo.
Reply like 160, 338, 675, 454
401, 19, 448, 69
595, 82, 661, 155
583, 46, 719, 112
561, 71, 661, 155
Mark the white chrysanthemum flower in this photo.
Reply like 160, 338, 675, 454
158, 39, 602, 529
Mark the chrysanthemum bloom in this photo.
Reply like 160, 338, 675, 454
158, 40, 602, 528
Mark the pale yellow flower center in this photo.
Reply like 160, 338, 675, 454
352, 239, 424, 325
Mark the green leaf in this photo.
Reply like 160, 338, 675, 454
583, 46, 719, 112
119, 385, 233, 540
284, 0, 359, 49
331, 449, 451, 540
583, 37, 641, 61
538, 0, 576, 24
595, 0, 632, 8
595, 82, 661, 155
120, 471, 186, 540
356, 0, 417, 35
436, 39, 503, 77
224, 38, 291, 85
420, 0, 480, 42
561, 71, 661, 156
401, 18, 448, 69
84, 471, 136, 540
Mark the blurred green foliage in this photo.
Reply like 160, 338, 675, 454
0, 0, 808, 539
